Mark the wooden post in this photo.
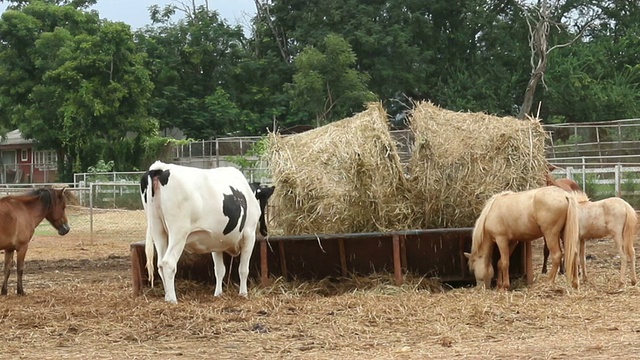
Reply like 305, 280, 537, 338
338, 238, 348, 277
400, 235, 407, 272
278, 241, 288, 279
392, 234, 403, 286
525, 241, 533, 285
260, 239, 269, 286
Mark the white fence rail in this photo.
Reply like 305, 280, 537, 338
551, 164, 640, 197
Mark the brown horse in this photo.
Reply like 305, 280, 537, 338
0, 187, 70, 295
545, 164, 580, 192
542, 192, 638, 286
465, 186, 580, 290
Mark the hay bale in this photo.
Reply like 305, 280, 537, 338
408, 101, 548, 228
266, 103, 413, 235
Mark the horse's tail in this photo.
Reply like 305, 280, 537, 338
622, 201, 637, 258
563, 193, 580, 289
472, 194, 500, 253
144, 173, 156, 288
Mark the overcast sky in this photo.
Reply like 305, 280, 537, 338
0, 0, 257, 30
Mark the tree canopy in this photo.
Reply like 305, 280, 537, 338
1, 0, 640, 178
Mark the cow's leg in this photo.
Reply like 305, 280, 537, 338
159, 235, 187, 304
237, 232, 257, 297
16, 245, 28, 296
212, 251, 226, 296
153, 234, 169, 289
1, 250, 13, 295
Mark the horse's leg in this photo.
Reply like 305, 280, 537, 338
542, 239, 549, 274
1, 250, 13, 295
16, 245, 28, 296
212, 251, 226, 296
579, 238, 588, 284
544, 235, 562, 284
495, 238, 511, 290
614, 234, 627, 287
557, 236, 565, 275
627, 236, 637, 286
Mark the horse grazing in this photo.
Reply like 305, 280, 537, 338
542, 192, 638, 286
465, 186, 580, 290
545, 164, 580, 192
1, 187, 71, 295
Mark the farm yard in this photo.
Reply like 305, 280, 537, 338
4, 102, 640, 359
1, 215, 640, 359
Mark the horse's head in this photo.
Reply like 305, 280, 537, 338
464, 251, 493, 289
43, 187, 71, 236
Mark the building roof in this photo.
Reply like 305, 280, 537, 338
0, 129, 35, 146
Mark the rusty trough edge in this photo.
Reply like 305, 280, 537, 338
130, 227, 532, 296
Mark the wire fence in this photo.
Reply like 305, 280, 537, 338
2, 161, 633, 245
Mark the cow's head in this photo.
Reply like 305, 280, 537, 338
251, 183, 275, 236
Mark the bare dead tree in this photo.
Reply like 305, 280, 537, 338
517, 0, 596, 120
173, 0, 209, 22
253, 0, 290, 63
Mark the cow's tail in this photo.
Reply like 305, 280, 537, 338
144, 173, 156, 287
563, 193, 580, 289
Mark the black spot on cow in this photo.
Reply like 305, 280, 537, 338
140, 169, 171, 202
140, 171, 150, 202
222, 186, 248, 235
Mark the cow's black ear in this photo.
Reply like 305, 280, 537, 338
260, 186, 275, 200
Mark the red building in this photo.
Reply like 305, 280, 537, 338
0, 130, 58, 183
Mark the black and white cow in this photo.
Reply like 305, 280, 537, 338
140, 161, 262, 303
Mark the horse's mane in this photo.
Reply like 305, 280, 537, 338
471, 191, 510, 253
21, 188, 56, 211
571, 190, 589, 203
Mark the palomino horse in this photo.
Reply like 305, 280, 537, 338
465, 186, 580, 290
0, 187, 70, 295
545, 164, 580, 192
542, 192, 638, 286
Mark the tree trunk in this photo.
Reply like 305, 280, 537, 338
517, 69, 544, 120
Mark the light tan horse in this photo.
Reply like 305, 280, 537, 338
543, 192, 637, 286
465, 186, 580, 290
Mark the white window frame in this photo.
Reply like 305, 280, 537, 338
21, 149, 28, 161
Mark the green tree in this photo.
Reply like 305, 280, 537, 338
136, 2, 246, 139
0, 1, 155, 179
288, 33, 375, 126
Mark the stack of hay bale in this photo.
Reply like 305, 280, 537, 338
407, 101, 548, 228
265, 101, 548, 235
266, 103, 414, 235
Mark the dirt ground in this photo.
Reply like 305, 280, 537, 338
3, 227, 640, 359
